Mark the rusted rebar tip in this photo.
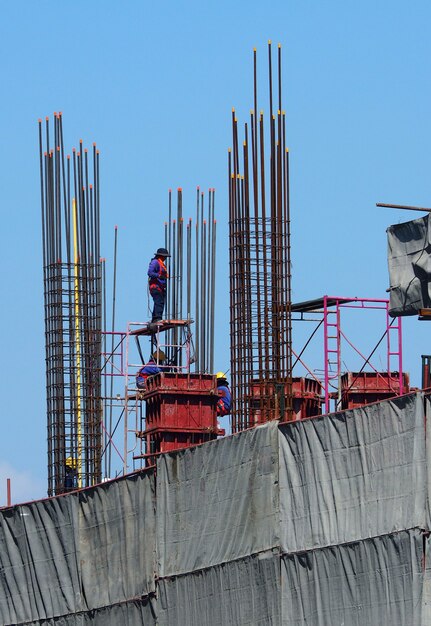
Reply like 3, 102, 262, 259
79, 139, 83, 143
54, 112, 57, 116
93, 142, 96, 147
268, 39, 272, 44
177, 187, 182, 191
67, 155, 70, 159
57, 146, 60, 151
96, 150, 100, 154
72, 147, 76, 152
90, 184, 93, 189
38, 118, 42, 123
232, 107, 235, 112
84, 148, 88, 153
45, 116, 49, 121
115, 225, 118, 230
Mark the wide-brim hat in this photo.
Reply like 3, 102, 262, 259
154, 247, 170, 257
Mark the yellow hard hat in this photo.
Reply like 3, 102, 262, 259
216, 372, 227, 379
152, 350, 166, 362
65, 457, 77, 469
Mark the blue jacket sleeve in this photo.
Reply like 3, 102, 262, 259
148, 259, 160, 279
217, 386, 232, 411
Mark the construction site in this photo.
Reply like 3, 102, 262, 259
1, 33, 431, 625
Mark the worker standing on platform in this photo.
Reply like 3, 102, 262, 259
216, 372, 232, 416
136, 351, 166, 390
147, 247, 170, 323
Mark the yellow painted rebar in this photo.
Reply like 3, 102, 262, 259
72, 199, 83, 487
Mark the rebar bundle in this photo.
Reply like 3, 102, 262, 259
163, 187, 216, 373
38, 114, 103, 495
229, 43, 293, 431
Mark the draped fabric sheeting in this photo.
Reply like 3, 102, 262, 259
1, 393, 430, 625
387, 215, 431, 315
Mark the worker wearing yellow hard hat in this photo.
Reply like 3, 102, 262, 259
215, 372, 231, 416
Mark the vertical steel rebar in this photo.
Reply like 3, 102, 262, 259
39, 116, 103, 495
228, 43, 293, 430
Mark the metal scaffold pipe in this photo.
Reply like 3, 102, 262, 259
161, 186, 217, 375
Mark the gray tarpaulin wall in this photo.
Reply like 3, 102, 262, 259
1, 393, 431, 624
387, 215, 431, 315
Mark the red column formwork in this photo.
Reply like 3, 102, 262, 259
249, 377, 323, 425
340, 371, 410, 410
139, 373, 224, 465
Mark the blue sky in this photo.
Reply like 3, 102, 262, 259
1, 1, 430, 503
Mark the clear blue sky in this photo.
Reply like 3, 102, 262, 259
1, 1, 430, 503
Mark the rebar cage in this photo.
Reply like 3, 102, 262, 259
44, 262, 102, 495
229, 44, 293, 430
39, 114, 102, 495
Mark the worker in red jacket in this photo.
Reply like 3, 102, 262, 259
216, 372, 232, 416
147, 247, 170, 322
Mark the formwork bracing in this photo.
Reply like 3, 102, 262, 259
229, 43, 293, 430
38, 114, 103, 495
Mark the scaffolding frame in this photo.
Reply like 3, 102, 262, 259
291, 296, 403, 414
99, 320, 195, 476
